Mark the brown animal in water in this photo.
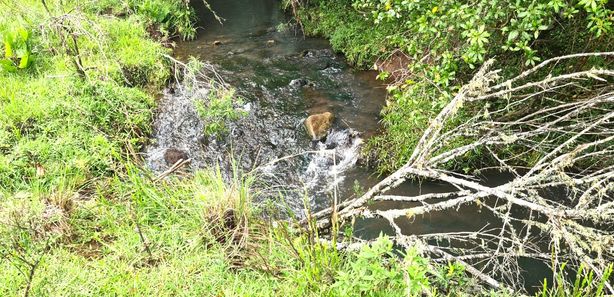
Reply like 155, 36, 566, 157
304, 112, 334, 146
164, 148, 188, 166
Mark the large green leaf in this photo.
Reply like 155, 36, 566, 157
3, 40, 13, 58
0, 59, 17, 72
18, 51, 30, 69
17, 27, 29, 41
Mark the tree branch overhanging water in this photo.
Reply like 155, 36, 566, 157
303, 52, 614, 293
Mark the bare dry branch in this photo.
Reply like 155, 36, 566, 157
306, 53, 614, 293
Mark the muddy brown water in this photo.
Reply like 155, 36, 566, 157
145, 0, 552, 292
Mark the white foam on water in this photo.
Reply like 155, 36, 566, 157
144, 85, 209, 172
301, 129, 362, 195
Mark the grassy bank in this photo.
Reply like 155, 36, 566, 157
293, 0, 614, 172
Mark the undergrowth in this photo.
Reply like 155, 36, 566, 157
0, 163, 487, 296
86, 0, 199, 40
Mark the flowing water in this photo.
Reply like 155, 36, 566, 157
146, 0, 390, 212
144, 0, 551, 291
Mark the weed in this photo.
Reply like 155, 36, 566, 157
195, 84, 247, 138
1, 26, 32, 71
538, 263, 613, 297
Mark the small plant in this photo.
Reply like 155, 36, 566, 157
332, 236, 416, 296
136, 0, 197, 40
431, 260, 470, 294
276, 22, 290, 33
0, 27, 32, 72
352, 179, 364, 197
538, 263, 613, 297
195, 85, 247, 138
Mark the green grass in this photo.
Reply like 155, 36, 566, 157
0, 0, 171, 196
0, 166, 273, 296
0, 163, 482, 296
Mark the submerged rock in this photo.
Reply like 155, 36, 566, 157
164, 148, 188, 166
289, 78, 316, 89
304, 112, 334, 143
289, 78, 308, 88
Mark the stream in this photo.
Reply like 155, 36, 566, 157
144, 0, 551, 291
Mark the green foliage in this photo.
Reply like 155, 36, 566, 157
0, 76, 154, 194
261, 201, 482, 296
299, 0, 387, 67
351, 0, 611, 67
333, 236, 409, 296
136, 0, 198, 40
98, 16, 171, 86
0, 167, 268, 296
86, 0, 198, 40
283, 230, 344, 294
195, 85, 247, 138
0, 27, 32, 72
0, 164, 476, 296
537, 264, 613, 297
